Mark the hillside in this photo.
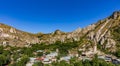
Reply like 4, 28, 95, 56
1, 11, 120, 66
38, 11, 120, 53
0, 23, 39, 47
0, 11, 120, 52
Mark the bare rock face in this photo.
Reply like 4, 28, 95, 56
73, 27, 82, 33
83, 24, 96, 33
53, 30, 65, 35
110, 11, 120, 19
1, 33, 10, 37
38, 11, 120, 54
10, 28, 16, 33
0, 28, 3, 32
86, 11, 120, 52
0, 23, 39, 47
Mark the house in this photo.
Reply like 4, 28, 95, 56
43, 52, 58, 63
26, 57, 36, 66
116, 59, 120, 62
60, 56, 72, 62
51, 57, 57, 62
36, 50, 44, 53
82, 57, 91, 61
98, 55, 105, 60
35, 57, 45, 62
112, 59, 120, 64
105, 56, 112, 62
29, 57, 36, 63
42, 58, 51, 64
46, 52, 58, 59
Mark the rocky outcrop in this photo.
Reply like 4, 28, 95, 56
0, 23, 39, 47
38, 11, 120, 53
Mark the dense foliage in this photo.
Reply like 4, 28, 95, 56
111, 26, 120, 57
31, 41, 79, 56
0, 41, 119, 66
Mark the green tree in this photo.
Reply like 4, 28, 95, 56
70, 57, 77, 65
32, 62, 44, 66
92, 54, 99, 66
37, 52, 43, 57
16, 55, 29, 66
0, 55, 7, 66
58, 60, 71, 66
74, 60, 83, 66
83, 60, 91, 66
115, 50, 120, 58
0, 46, 3, 54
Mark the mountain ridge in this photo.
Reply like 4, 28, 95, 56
0, 23, 39, 47
0, 11, 120, 52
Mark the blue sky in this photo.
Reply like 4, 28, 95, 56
0, 0, 120, 33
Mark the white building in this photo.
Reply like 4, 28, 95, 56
46, 52, 58, 59
60, 56, 72, 62
29, 57, 36, 63
42, 58, 51, 64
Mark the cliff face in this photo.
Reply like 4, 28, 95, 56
0, 23, 39, 47
39, 11, 120, 52
0, 11, 120, 51
90, 11, 120, 52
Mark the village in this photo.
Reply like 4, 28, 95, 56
26, 48, 120, 66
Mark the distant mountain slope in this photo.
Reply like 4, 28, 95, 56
38, 11, 120, 53
0, 11, 120, 52
0, 23, 39, 47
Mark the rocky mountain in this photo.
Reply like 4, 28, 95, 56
39, 11, 120, 53
0, 11, 120, 53
0, 23, 39, 47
